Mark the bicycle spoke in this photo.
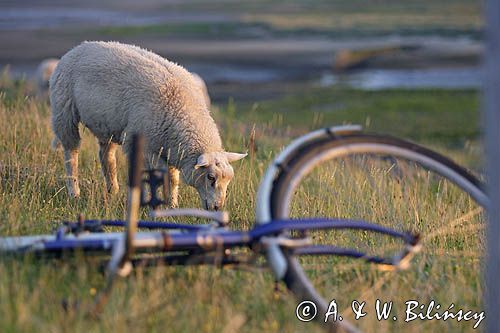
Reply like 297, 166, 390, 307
262, 132, 485, 332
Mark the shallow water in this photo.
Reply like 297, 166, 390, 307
188, 64, 482, 90
319, 67, 482, 90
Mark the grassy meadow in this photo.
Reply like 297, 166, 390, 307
0, 74, 485, 332
95, 0, 481, 39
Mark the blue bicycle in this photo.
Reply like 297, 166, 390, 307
0, 125, 485, 332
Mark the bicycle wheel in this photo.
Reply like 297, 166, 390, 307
257, 127, 487, 332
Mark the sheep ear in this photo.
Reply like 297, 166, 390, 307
225, 152, 247, 163
194, 154, 210, 169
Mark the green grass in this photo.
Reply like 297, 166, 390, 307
97, 22, 480, 40
220, 88, 483, 171
232, 88, 480, 142
96, 22, 264, 39
239, 0, 482, 37
0, 76, 485, 332
94, 0, 482, 39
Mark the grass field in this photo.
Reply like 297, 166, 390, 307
0, 76, 485, 332
96, 0, 481, 39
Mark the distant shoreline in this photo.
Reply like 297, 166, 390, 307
0, 1, 483, 101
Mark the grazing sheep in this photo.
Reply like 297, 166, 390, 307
50, 41, 245, 210
35, 58, 59, 98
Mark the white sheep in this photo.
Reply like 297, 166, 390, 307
50, 41, 245, 210
35, 58, 59, 99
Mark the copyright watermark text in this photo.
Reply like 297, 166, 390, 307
295, 299, 485, 329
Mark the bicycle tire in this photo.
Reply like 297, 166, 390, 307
257, 129, 487, 332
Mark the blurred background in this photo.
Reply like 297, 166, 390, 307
0, 0, 482, 103
0, 3, 487, 332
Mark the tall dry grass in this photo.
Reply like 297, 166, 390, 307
0, 77, 485, 332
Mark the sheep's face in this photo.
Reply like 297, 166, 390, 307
192, 152, 247, 210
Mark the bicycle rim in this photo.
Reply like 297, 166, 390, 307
269, 134, 486, 332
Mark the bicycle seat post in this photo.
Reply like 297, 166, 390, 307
123, 134, 144, 270
91, 135, 144, 318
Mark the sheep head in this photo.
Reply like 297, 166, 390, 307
191, 151, 247, 210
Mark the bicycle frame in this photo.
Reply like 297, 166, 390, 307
0, 217, 419, 267
0, 132, 421, 324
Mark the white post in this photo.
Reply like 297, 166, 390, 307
484, 0, 500, 331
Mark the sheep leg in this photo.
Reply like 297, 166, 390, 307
169, 167, 180, 208
99, 141, 119, 194
63, 149, 80, 198
52, 97, 81, 198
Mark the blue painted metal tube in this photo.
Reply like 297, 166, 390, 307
163, 218, 414, 251
41, 231, 250, 252
162, 231, 250, 250
43, 239, 115, 251
250, 218, 416, 244
30, 218, 413, 254
88, 220, 208, 231
294, 245, 390, 265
